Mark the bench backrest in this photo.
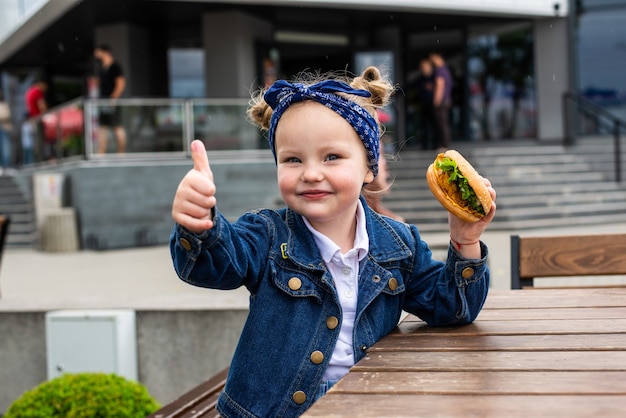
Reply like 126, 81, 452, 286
510, 233, 626, 289
0, 215, 9, 298
0, 215, 9, 267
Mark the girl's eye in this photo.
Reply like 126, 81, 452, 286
286, 157, 301, 163
326, 154, 339, 161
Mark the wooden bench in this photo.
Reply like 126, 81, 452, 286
510, 233, 626, 289
0, 215, 9, 298
0, 215, 9, 266
147, 367, 228, 418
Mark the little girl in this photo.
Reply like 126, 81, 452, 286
170, 66, 496, 417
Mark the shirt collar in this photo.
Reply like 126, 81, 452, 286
303, 200, 369, 264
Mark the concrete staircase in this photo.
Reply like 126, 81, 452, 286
384, 137, 626, 232
0, 174, 36, 247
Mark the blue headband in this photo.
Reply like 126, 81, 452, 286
264, 79, 380, 178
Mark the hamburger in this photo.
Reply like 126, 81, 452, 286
426, 150, 492, 223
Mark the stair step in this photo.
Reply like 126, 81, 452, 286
487, 212, 626, 231
6, 232, 36, 247
0, 203, 35, 213
0, 212, 35, 223
495, 192, 626, 208
0, 174, 37, 249
389, 178, 623, 197
7, 221, 36, 234
496, 199, 626, 219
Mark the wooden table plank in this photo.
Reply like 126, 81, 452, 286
484, 289, 626, 309
370, 333, 626, 351
351, 351, 626, 371
403, 306, 626, 321
303, 394, 626, 417
395, 318, 626, 335
476, 306, 626, 320
334, 371, 626, 395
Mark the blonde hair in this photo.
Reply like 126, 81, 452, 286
247, 66, 395, 135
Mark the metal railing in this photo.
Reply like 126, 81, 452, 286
563, 91, 624, 183
21, 97, 262, 166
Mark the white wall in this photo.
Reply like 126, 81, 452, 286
223, 0, 569, 17
202, 11, 273, 98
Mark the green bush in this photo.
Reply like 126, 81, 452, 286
4, 372, 160, 418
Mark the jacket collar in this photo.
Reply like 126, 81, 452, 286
282, 196, 411, 269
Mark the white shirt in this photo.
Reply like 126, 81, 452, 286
303, 200, 369, 380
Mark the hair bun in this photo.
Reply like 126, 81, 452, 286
351, 66, 393, 107
362, 66, 381, 83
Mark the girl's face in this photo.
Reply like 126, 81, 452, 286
275, 101, 374, 233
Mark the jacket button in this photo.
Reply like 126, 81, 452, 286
179, 238, 192, 251
372, 275, 381, 283
288, 277, 302, 290
388, 278, 398, 291
292, 391, 306, 405
360, 344, 368, 352
310, 350, 324, 364
462, 267, 475, 279
326, 316, 339, 330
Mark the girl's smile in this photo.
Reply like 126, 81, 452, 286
299, 189, 332, 199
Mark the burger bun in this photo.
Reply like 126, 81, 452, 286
426, 150, 492, 223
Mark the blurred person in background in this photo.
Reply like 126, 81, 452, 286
429, 51, 453, 150
415, 58, 435, 150
20, 115, 34, 165
0, 89, 13, 173
94, 44, 127, 154
24, 79, 49, 162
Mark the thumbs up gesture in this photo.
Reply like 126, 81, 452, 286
172, 140, 217, 233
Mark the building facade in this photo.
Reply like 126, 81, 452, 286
0, 0, 580, 147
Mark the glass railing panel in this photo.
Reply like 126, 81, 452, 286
190, 99, 262, 151
85, 99, 188, 156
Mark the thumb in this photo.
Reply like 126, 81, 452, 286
191, 140, 211, 176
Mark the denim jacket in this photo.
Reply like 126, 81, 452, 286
169, 197, 490, 418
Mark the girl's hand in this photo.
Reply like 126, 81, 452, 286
448, 177, 496, 258
171, 140, 217, 233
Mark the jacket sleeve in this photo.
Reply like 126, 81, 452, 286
169, 208, 272, 292
402, 225, 490, 326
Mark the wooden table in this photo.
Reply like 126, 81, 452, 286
303, 288, 626, 417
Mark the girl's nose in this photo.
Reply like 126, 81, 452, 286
302, 162, 323, 182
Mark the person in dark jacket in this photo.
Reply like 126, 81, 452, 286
415, 57, 436, 149
430, 51, 454, 150
94, 44, 127, 153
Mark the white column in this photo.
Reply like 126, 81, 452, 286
534, 18, 569, 141
202, 11, 272, 98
